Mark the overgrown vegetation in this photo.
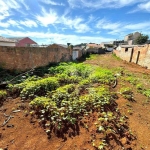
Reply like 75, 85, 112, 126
1, 53, 150, 149
7, 62, 137, 149
0, 90, 7, 105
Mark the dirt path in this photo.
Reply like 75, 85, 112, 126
1, 53, 150, 150
86, 54, 150, 150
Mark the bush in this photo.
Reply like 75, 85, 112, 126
0, 90, 7, 100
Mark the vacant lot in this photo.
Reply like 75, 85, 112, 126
0, 53, 150, 150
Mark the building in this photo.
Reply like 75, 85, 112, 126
124, 32, 141, 45
72, 46, 84, 60
0, 36, 16, 46
8, 37, 38, 47
86, 43, 103, 54
114, 44, 150, 69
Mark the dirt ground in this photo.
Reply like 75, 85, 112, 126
1, 53, 150, 150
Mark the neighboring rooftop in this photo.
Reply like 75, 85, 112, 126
86, 43, 101, 48
8, 37, 27, 41
0, 36, 15, 43
73, 46, 83, 50
119, 45, 145, 48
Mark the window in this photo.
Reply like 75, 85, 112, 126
125, 48, 128, 52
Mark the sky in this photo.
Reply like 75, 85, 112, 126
0, 0, 150, 45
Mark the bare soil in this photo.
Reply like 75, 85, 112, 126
1, 53, 150, 150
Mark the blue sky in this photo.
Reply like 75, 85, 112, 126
0, 0, 150, 45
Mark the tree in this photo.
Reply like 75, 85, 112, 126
135, 34, 149, 45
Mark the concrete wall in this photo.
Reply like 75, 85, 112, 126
113, 44, 150, 69
0, 45, 71, 71
0, 42, 15, 47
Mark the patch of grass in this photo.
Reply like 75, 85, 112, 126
143, 89, 150, 98
112, 53, 121, 60
120, 87, 134, 101
125, 75, 138, 85
86, 54, 98, 60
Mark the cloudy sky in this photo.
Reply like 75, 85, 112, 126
0, 0, 150, 45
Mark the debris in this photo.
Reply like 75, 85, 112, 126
7, 124, 14, 128
1, 113, 14, 127
12, 110, 21, 113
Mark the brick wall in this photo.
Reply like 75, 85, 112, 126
114, 44, 150, 69
0, 45, 72, 71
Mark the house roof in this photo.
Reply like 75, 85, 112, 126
101, 41, 114, 45
86, 43, 101, 48
73, 46, 82, 50
119, 44, 145, 48
0, 36, 15, 43
120, 45, 134, 48
8, 37, 27, 41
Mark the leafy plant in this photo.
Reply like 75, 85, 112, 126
0, 90, 7, 100
89, 67, 115, 84
143, 89, 150, 98
120, 87, 134, 101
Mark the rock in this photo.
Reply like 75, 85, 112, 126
120, 137, 127, 145
7, 124, 14, 128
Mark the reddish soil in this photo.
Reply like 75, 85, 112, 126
1, 53, 150, 150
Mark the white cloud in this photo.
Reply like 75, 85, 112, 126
36, 7, 58, 27
124, 22, 150, 30
0, 0, 31, 21
20, 0, 30, 10
96, 19, 121, 30
137, 1, 150, 12
1, 29, 115, 45
68, 0, 147, 9
95, 18, 150, 38
7, 19, 19, 26
0, 22, 10, 28
39, 0, 65, 6
19, 19, 38, 28
61, 16, 91, 33
128, 1, 150, 13
0, 19, 37, 29
35, 7, 91, 33
68, 0, 149, 10
0, 0, 18, 20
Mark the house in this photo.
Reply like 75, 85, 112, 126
0, 36, 16, 46
8, 37, 38, 47
86, 43, 104, 54
124, 32, 141, 45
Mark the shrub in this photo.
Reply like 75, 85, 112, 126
0, 90, 7, 100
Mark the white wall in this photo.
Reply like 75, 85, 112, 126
72, 51, 78, 60
0, 42, 15, 46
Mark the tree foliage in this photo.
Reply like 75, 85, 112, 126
135, 34, 149, 44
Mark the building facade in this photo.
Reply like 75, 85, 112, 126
0, 36, 16, 46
